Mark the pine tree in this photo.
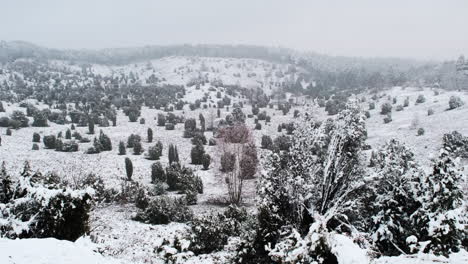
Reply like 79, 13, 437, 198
125, 158, 133, 181
0, 101, 4, 112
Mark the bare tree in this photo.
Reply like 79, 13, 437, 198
217, 124, 257, 204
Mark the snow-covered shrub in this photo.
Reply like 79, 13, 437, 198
157, 113, 166, 126
415, 150, 466, 256
32, 143, 39, 150
0, 164, 93, 241
416, 94, 426, 104
190, 143, 205, 164
43, 135, 56, 149
191, 132, 207, 145
261, 135, 273, 150
202, 154, 211, 170
417, 128, 425, 136
352, 139, 424, 256
98, 130, 112, 151
118, 141, 126, 155
32, 110, 48, 127
126, 133, 141, 148
369, 102, 375, 110
147, 144, 162, 160
268, 214, 337, 264
443, 131, 468, 158
133, 141, 143, 155
448, 95, 464, 110
380, 102, 392, 115
273, 135, 291, 152
383, 114, 392, 123
255, 123, 262, 130
151, 162, 166, 183
396, 105, 404, 111
165, 123, 175, 130
428, 108, 434, 115
404, 97, 410, 107
133, 196, 193, 225
58, 140, 79, 152
189, 206, 249, 254
252, 105, 366, 262
32, 132, 40, 142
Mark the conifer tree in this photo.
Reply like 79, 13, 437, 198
147, 128, 153, 143
125, 157, 133, 181
417, 150, 466, 256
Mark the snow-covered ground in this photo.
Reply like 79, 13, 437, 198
0, 237, 122, 264
364, 86, 468, 170
1, 83, 467, 263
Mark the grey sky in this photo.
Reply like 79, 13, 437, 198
1, 0, 467, 60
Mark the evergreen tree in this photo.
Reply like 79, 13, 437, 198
151, 162, 166, 183
417, 151, 466, 256
125, 157, 133, 181
32, 132, 41, 143
65, 129, 71, 139
32, 110, 48, 127
133, 141, 142, 155
98, 130, 112, 151
0, 162, 12, 203
191, 142, 205, 165
202, 153, 211, 170
0, 101, 4, 112
199, 113, 206, 132
88, 118, 95, 134
147, 128, 153, 143
118, 141, 126, 155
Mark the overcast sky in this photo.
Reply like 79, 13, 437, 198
1, 0, 467, 60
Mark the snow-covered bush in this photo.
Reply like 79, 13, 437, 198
416, 94, 426, 104
43, 135, 56, 149
356, 139, 424, 256
0, 163, 93, 241
448, 95, 464, 110
380, 102, 392, 115
443, 131, 468, 158
261, 135, 273, 150
189, 206, 249, 254
415, 150, 466, 256
268, 214, 338, 264
133, 196, 193, 225
151, 162, 166, 183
